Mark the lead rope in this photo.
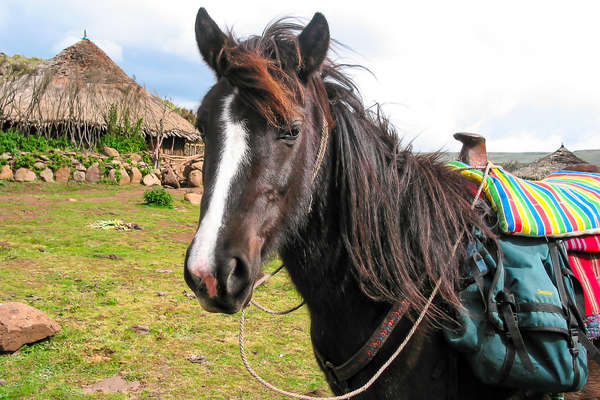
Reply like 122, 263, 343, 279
239, 143, 494, 397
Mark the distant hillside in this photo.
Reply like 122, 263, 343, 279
444, 149, 600, 165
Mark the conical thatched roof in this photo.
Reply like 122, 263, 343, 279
0, 39, 200, 144
514, 145, 586, 180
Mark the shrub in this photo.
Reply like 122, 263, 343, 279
0, 129, 73, 154
143, 188, 173, 208
100, 104, 147, 154
47, 153, 71, 171
12, 153, 35, 169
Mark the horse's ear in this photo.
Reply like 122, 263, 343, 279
195, 8, 227, 73
297, 12, 330, 81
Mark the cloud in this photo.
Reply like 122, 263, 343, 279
3, 0, 600, 151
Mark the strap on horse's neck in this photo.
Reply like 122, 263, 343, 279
313, 300, 409, 390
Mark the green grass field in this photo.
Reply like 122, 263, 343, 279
0, 182, 328, 399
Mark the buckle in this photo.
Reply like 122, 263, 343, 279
569, 328, 580, 356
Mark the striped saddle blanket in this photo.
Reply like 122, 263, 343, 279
448, 160, 600, 237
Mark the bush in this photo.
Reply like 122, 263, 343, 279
0, 128, 73, 154
47, 153, 71, 171
143, 188, 173, 208
100, 104, 147, 154
12, 153, 35, 169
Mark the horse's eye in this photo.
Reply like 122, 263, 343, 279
279, 121, 301, 141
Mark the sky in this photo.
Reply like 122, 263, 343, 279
1, 0, 599, 152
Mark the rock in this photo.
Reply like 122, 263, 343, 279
0, 152, 11, 160
38, 154, 49, 161
72, 170, 86, 182
39, 168, 54, 182
0, 302, 61, 352
85, 164, 101, 183
103, 146, 120, 157
108, 168, 130, 185
188, 170, 203, 187
93, 253, 124, 260
33, 161, 46, 170
55, 166, 70, 182
142, 173, 161, 187
130, 324, 150, 334
130, 153, 142, 163
112, 160, 122, 166
186, 354, 207, 364
75, 163, 86, 171
0, 165, 13, 180
129, 167, 142, 184
156, 292, 169, 297
82, 375, 140, 394
14, 168, 35, 182
154, 269, 172, 274
162, 168, 180, 188
151, 168, 161, 177
0, 379, 6, 385
184, 192, 202, 205
183, 290, 196, 299
191, 161, 203, 170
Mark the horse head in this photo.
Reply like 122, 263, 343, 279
184, 8, 332, 313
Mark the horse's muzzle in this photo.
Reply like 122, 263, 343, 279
184, 247, 253, 314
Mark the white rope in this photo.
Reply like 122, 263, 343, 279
239, 278, 442, 400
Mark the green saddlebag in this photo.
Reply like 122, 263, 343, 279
444, 235, 588, 393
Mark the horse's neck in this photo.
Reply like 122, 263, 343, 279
280, 164, 389, 366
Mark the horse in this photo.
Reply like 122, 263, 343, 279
184, 8, 561, 399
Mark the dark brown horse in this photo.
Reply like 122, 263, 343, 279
184, 8, 555, 399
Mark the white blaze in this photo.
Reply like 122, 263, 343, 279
188, 93, 249, 278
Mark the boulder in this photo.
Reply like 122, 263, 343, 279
191, 161, 203, 170
0, 165, 13, 180
143, 173, 161, 186
109, 168, 130, 185
151, 168, 161, 178
33, 161, 46, 170
85, 163, 101, 183
103, 146, 120, 157
75, 163, 86, 171
129, 167, 142, 184
188, 170, 203, 187
72, 170, 86, 182
38, 154, 49, 161
130, 153, 142, 163
162, 168, 180, 189
0, 302, 60, 352
14, 168, 35, 182
39, 168, 54, 182
184, 192, 202, 205
55, 166, 70, 182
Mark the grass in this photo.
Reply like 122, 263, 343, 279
0, 182, 328, 399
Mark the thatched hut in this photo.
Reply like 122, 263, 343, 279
0, 38, 202, 155
514, 145, 587, 180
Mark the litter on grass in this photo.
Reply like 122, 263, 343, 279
89, 220, 142, 231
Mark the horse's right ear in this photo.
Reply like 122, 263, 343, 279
195, 8, 227, 73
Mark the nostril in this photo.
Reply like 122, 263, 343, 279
225, 256, 249, 297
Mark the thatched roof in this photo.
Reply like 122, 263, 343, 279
0, 39, 200, 142
514, 145, 586, 180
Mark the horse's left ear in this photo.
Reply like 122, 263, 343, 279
297, 12, 330, 81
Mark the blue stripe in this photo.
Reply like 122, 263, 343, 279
532, 184, 575, 232
565, 188, 600, 228
488, 174, 516, 232
503, 172, 546, 235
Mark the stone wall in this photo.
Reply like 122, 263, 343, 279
0, 146, 203, 188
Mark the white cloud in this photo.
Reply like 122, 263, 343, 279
6, 0, 600, 151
